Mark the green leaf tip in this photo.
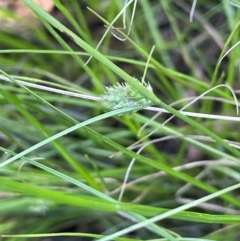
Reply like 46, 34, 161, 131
103, 79, 153, 113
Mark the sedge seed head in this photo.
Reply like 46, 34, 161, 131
103, 79, 153, 113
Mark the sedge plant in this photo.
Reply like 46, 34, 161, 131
1, 1, 240, 241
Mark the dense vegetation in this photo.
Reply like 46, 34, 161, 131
1, 1, 240, 240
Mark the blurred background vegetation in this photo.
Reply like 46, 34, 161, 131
1, 0, 240, 240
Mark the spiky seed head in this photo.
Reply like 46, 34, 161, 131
103, 79, 153, 113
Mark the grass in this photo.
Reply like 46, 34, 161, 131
1, 0, 240, 240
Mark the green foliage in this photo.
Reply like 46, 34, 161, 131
1, 0, 240, 241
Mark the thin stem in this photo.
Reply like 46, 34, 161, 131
0, 75, 102, 101
1, 75, 240, 122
